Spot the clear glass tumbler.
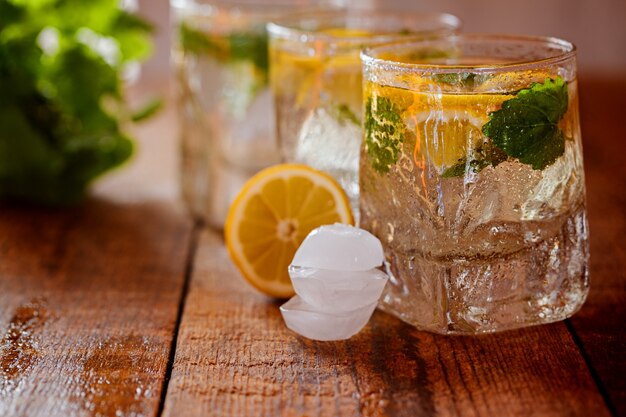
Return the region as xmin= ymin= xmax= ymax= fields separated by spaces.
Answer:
xmin=360 ymin=35 xmax=589 ymax=334
xmin=268 ymin=10 xmax=460 ymax=218
xmin=171 ymin=0 xmax=341 ymax=228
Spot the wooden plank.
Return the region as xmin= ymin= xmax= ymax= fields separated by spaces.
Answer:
xmin=163 ymin=230 xmax=610 ymax=417
xmin=566 ymin=78 xmax=626 ymax=415
xmin=0 ymin=201 xmax=192 ymax=417
xmin=0 ymin=88 xmax=194 ymax=416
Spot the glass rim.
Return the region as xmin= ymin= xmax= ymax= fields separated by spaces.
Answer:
xmin=361 ymin=33 xmax=577 ymax=74
xmin=267 ymin=9 xmax=461 ymax=44
xmin=170 ymin=0 xmax=338 ymax=15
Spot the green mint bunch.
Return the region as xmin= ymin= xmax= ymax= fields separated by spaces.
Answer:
xmin=0 ymin=0 xmax=156 ymax=205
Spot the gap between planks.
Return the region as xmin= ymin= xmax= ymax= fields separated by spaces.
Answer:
xmin=564 ymin=320 xmax=618 ymax=416
xmin=158 ymin=221 xmax=202 ymax=417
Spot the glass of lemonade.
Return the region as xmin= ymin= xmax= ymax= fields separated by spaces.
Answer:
xmin=171 ymin=0 xmax=341 ymax=228
xmin=360 ymin=35 xmax=589 ymax=334
xmin=268 ymin=10 xmax=460 ymax=217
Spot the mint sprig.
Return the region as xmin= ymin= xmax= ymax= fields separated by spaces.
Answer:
xmin=443 ymin=76 xmax=569 ymax=177
xmin=364 ymin=96 xmax=406 ymax=173
xmin=482 ymin=76 xmax=568 ymax=170
xmin=442 ymin=143 xmax=508 ymax=178
xmin=180 ymin=23 xmax=269 ymax=76
xmin=330 ymin=103 xmax=359 ymax=126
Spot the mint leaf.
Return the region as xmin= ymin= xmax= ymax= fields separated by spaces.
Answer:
xmin=330 ymin=102 xmax=359 ymax=126
xmin=433 ymin=72 xmax=476 ymax=86
xmin=442 ymin=143 xmax=508 ymax=178
xmin=110 ymin=11 xmax=153 ymax=62
xmin=180 ymin=23 xmax=228 ymax=59
xmin=180 ymin=23 xmax=268 ymax=77
xmin=228 ymin=30 xmax=268 ymax=75
xmin=365 ymin=96 xmax=406 ymax=173
xmin=131 ymin=98 xmax=162 ymax=122
xmin=0 ymin=1 xmax=154 ymax=205
xmin=482 ymin=76 xmax=568 ymax=170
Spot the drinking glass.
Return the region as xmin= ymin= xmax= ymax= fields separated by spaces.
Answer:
xmin=171 ymin=0 xmax=342 ymax=228
xmin=360 ymin=35 xmax=589 ymax=334
xmin=268 ymin=10 xmax=460 ymax=217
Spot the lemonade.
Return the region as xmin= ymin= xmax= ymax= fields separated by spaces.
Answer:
xmin=360 ymin=36 xmax=589 ymax=334
xmin=268 ymin=11 xmax=460 ymax=218
xmin=172 ymin=1 xmax=341 ymax=228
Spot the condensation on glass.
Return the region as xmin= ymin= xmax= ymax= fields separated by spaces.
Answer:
xmin=268 ymin=10 xmax=460 ymax=219
xmin=360 ymin=35 xmax=589 ymax=334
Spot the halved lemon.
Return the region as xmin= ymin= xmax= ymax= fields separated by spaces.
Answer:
xmin=224 ymin=164 xmax=354 ymax=298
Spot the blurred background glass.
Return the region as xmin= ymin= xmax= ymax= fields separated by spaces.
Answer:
xmin=268 ymin=9 xmax=460 ymax=218
xmin=142 ymin=0 xmax=625 ymax=82
xmin=171 ymin=0 xmax=343 ymax=228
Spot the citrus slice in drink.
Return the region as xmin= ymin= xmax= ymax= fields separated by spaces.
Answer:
xmin=408 ymin=93 xmax=513 ymax=170
xmin=365 ymin=80 xmax=518 ymax=174
xmin=272 ymin=28 xmax=370 ymax=109
xmin=367 ymin=76 xmax=517 ymax=171
xmin=224 ymin=164 xmax=354 ymax=298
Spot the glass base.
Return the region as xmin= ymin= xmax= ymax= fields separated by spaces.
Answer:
xmin=377 ymin=207 xmax=590 ymax=335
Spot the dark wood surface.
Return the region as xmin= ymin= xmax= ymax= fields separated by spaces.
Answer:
xmin=0 ymin=80 xmax=624 ymax=416
xmin=567 ymin=79 xmax=626 ymax=417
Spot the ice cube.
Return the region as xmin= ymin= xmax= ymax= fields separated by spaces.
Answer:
xmin=295 ymin=107 xmax=361 ymax=174
xmin=289 ymin=266 xmax=388 ymax=312
xmin=291 ymin=224 xmax=384 ymax=271
xmin=280 ymin=296 xmax=377 ymax=341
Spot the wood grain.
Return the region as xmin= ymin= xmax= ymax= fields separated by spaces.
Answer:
xmin=0 ymin=89 xmax=194 ymax=417
xmin=0 ymin=200 xmax=192 ymax=417
xmin=162 ymin=231 xmax=610 ymax=417
xmin=566 ymin=78 xmax=626 ymax=416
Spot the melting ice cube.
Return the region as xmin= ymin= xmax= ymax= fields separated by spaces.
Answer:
xmin=289 ymin=266 xmax=388 ymax=312
xmin=291 ymin=223 xmax=384 ymax=271
xmin=281 ymin=224 xmax=388 ymax=341
xmin=280 ymin=296 xmax=378 ymax=341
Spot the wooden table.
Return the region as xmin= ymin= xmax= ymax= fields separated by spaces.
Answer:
xmin=1 ymin=79 xmax=624 ymax=417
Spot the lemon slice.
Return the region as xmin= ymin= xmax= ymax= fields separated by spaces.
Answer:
xmin=366 ymin=81 xmax=516 ymax=172
xmin=319 ymin=28 xmax=373 ymax=38
xmin=272 ymin=29 xmax=367 ymax=109
xmin=273 ymin=50 xmax=361 ymax=108
xmin=409 ymin=93 xmax=513 ymax=170
xmin=224 ymin=164 xmax=354 ymax=298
